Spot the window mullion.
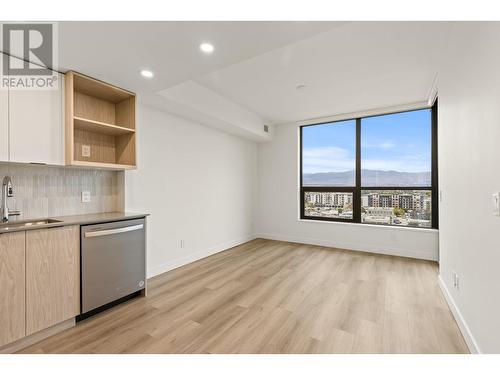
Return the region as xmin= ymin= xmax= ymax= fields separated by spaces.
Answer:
xmin=354 ymin=118 xmax=362 ymax=223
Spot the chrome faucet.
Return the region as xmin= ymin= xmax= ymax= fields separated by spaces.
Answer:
xmin=2 ymin=176 xmax=21 ymax=222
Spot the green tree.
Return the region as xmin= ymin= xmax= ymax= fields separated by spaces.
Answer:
xmin=394 ymin=208 xmax=406 ymax=217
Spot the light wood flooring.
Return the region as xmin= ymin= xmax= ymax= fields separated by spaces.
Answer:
xmin=19 ymin=239 xmax=468 ymax=354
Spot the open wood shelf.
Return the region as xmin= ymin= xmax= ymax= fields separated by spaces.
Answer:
xmin=70 ymin=160 xmax=137 ymax=170
xmin=65 ymin=71 xmax=137 ymax=170
xmin=72 ymin=72 xmax=133 ymax=103
xmin=73 ymin=116 xmax=135 ymax=136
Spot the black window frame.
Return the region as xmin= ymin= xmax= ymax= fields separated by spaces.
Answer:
xmin=300 ymin=101 xmax=438 ymax=229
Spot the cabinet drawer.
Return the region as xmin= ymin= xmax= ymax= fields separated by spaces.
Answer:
xmin=0 ymin=232 xmax=26 ymax=346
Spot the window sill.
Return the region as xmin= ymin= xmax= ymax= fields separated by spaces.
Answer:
xmin=298 ymin=218 xmax=439 ymax=233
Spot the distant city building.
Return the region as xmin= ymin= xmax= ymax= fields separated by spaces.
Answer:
xmin=423 ymin=196 xmax=431 ymax=211
xmin=305 ymin=190 xmax=431 ymax=228
xmin=379 ymin=194 xmax=391 ymax=207
xmin=368 ymin=193 xmax=379 ymax=207
xmin=399 ymin=194 xmax=412 ymax=209
xmin=363 ymin=207 xmax=393 ymax=224
xmin=364 ymin=207 xmax=394 ymax=216
xmin=306 ymin=191 xmax=430 ymax=224
xmin=305 ymin=192 xmax=352 ymax=209
xmin=308 ymin=192 xmax=429 ymax=210
xmin=361 ymin=195 xmax=369 ymax=207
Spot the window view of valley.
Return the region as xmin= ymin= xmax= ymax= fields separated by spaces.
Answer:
xmin=303 ymin=189 xmax=431 ymax=227
xmin=304 ymin=191 xmax=353 ymax=219
xmin=301 ymin=108 xmax=435 ymax=228
xmin=361 ymin=190 xmax=431 ymax=227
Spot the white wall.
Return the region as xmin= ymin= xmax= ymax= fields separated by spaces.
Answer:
xmin=125 ymin=105 xmax=257 ymax=278
xmin=437 ymin=23 xmax=500 ymax=354
xmin=256 ymin=122 xmax=439 ymax=261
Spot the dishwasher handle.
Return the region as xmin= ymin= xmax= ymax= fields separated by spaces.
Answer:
xmin=84 ymin=224 xmax=144 ymax=238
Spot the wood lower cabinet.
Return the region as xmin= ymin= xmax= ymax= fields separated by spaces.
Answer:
xmin=26 ymin=226 xmax=80 ymax=335
xmin=0 ymin=232 xmax=26 ymax=347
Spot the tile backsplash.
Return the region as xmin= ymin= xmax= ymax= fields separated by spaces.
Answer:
xmin=0 ymin=163 xmax=124 ymax=220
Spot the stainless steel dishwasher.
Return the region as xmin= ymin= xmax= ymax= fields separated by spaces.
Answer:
xmin=80 ymin=218 xmax=146 ymax=317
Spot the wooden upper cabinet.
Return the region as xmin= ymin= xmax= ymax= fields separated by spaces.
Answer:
xmin=65 ymin=71 xmax=137 ymax=170
xmin=26 ymin=226 xmax=80 ymax=335
xmin=8 ymin=55 xmax=64 ymax=165
xmin=0 ymin=232 xmax=26 ymax=347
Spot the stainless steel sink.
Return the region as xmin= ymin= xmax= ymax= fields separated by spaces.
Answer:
xmin=0 ymin=219 xmax=62 ymax=231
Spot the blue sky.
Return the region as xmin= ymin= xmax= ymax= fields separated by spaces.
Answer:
xmin=302 ymin=109 xmax=432 ymax=174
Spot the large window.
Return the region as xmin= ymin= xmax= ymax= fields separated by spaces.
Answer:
xmin=300 ymin=104 xmax=438 ymax=229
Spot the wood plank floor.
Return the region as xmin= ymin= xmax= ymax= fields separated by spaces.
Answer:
xmin=19 ymin=239 xmax=468 ymax=354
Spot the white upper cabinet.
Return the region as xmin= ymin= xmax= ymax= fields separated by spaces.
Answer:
xmin=8 ymin=55 xmax=64 ymax=165
xmin=0 ymin=85 xmax=8 ymax=162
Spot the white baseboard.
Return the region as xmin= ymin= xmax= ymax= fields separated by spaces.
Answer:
xmin=256 ymin=232 xmax=438 ymax=261
xmin=438 ymin=275 xmax=481 ymax=354
xmin=147 ymin=234 xmax=256 ymax=278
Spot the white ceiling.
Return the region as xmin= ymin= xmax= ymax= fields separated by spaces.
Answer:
xmin=196 ymin=22 xmax=452 ymax=124
xmin=58 ymin=21 xmax=341 ymax=96
xmin=56 ymin=21 xmax=452 ymax=131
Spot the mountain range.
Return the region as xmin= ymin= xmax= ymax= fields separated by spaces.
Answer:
xmin=303 ymin=169 xmax=431 ymax=187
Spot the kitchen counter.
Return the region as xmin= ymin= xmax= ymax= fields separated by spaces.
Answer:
xmin=0 ymin=212 xmax=149 ymax=234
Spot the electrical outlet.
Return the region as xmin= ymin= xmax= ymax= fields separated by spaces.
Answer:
xmin=493 ymin=193 xmax=500 ymax=216
xmin=81 ymin=191 xmax=91 ymax=203
xmin=82 ymin=144 xmax=91 ymax=158
xmin=180 ymin=239 xmax=185 ymax=248
xmin=452 ymin=271 xmax=460 ymax=290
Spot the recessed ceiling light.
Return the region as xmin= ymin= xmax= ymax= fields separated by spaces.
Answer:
xmin=199 ymin=43 xmax=215 ymax=53
xmin=140 ymin=70 xmax=154 ymax=78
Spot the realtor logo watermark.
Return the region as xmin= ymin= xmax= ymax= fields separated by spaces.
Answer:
xmin=1 ymin=22 xmax=58 ymax=90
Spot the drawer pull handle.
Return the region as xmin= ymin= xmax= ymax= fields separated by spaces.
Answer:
xmin=84 ymin=224 xmax=143 ymax=238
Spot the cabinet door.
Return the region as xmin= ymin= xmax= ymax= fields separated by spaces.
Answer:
xmin=26 ymin=226 xmax=80 ymax=335
xmin=0 ymin=82 xmax=7 ymax=162
xmin=8 ymin=56 xmax=64 ymax=165
xmin=0 ymin=231 xmax=26 ymax=347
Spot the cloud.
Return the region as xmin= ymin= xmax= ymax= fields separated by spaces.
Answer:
xmin=303 ymin=147 xmax=355 ymax=173
xmin=362 ymin=140 xmax=395 ymax=150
